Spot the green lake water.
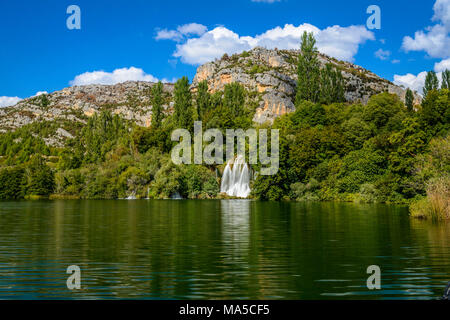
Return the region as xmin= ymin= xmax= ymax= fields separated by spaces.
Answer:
xmin=0 ymin=200 xmax=449 ymax=299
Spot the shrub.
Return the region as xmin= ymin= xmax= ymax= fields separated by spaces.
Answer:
xmin=358 ymin=183 xmax=379 ymax=203
xmin=410 ymin=176 xmax=450 ymax=220
xmin=290 ymin=178 xmax=320 ymax=201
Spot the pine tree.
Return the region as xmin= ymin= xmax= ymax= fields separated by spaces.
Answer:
xmin=296 ymin=32 xmax=321 ymax=104
xmin=174 ymin=76 xmax=193 ymax=130
xmin=442 ymin=69 xmax=450 ymax=89
xmin=423 ymin=71 xmax=439 ymax=98
xmin=196 ymin=80 xmax=211 ymax=121
xmin=151 ymin=81 xmax=164 ymax=128
xmin=405 ymin=88 xmax=414 ymax=112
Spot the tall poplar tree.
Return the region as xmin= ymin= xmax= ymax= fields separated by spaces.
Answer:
xmin=196 ymin=80 xmax=211 ymax=121
xmin=151 ymin=81 xmax=164 ymax=128
xmin=223 ymin=82 xmax=245 ymax=117
xmin=405 ymin=88 xmax=414 ymax=112
xmin=174 ymin=77 xmax=194 ymax=130
xmin=442 ymin=69 xmax=450 ymax=89
xmin=296 ymin=32 xmax=320 ymax=104
xmin=423 ymin=71 xmax=439 ymax=98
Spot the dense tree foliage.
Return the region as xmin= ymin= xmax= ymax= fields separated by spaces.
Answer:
xmin=0 ymin=36 xmax=448 ymax=210
xmin=296 ymin=32 xmax=346 ymax=105
xmin=319 ymin=64 xmax=346 ymax=104
xmin=0 ymin=166 xmax=26 ymax=199
xmin=26 ymin=155 xmax=55 ymax=196
xmin=223 ymin=82 xmax=246 ymax=117
xmin=251 ymin=90 xmax=449 ymax=204
xmin=1 ymin=83 xmax=448 ymax=204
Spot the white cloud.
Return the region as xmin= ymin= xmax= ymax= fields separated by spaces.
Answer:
xmin=433 ymin=0 xmax=450 ymax=29
xmin=0 ymin=90 xmax=49 ymax=108
xmin=169 ymin=23 xmax=374 ymax=65
xmin=69 ymin=67 xmax=163 ymax=86
xmin=393 ymin=72 xmax=428 ymax=94
xmin=374 ymin=48 xmax=391 ymax=60
xmin=155 ymin=29 xmax=184 ymax=42
xmin=402 ymin=25 xmax=450 ymax=58
xmin=434 ymin=57 xmax=450 ymax=71
xmin=155 ymin=23 xmax=207 ymax=42
xmin=392 ymin=59 xmax=400 ymax=64
xmin=402 ymin=0 xmax=450 ymax=58
xmin=393 ymin=67 xmax=444 ymax=95
xmin=177 ymin=23 xmax=208 ymax=36
xmin=0 ymin=96 xmax=22 ymax=108
xmin=396 ymin=0 xmax=450 ymax=95
xmin=174 ymin=27 xmax=254 ymax=65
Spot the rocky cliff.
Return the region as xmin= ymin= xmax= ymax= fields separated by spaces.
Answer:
xmin=0 ymin=47 xmax=421 ymax=145
xmin=192 ymin=47 xmax=421 ymax=124
xmin=0 ymin=81 xmax=174 ymax=132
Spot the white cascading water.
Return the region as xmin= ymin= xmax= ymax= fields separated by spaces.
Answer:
xmin=220 ymin=155 xmax=251 ymax=198
xmin=125 ymin=190 xmax=137 ymax=200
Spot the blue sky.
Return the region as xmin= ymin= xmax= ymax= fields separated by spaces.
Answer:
xmin=1 ymin=0 xmax=449 ymax=106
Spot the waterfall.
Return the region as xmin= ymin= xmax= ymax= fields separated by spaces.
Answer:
xmin=220 ymin=155 xmax=251 ymax=198
xmin=170 ymin=192 xmax=183 ymax=200
xmin=125 ymin=190 xmax=137 ymax=200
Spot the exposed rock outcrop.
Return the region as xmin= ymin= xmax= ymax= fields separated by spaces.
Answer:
xmin=0 ymin=81 xmax=174 ymax=134
xmin=192 ymin=47 xmax=422 ymax=124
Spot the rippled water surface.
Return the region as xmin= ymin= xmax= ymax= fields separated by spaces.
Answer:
xmin=0 ymin=200 xmax=449 ymax=299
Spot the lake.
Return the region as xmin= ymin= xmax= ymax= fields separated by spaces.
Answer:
xmin=0 ymin=200 xmax=448 ymax=299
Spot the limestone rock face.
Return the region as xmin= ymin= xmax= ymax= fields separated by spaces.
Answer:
xmin=192 ymin=47 xmax=422 ymax=124
xmin=0 ymin=81 xmax=174 ymax=141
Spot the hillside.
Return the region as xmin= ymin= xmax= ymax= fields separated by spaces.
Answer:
xmin=0 ymin=82 xmax=174 ymax=146
xmin=193 ymin=47 xmax=422 ymax=123
xmin=0 ymin=47 xmax=421 ymax=144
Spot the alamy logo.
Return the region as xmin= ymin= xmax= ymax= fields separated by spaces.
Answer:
xmin=66 ymin=5 xmax=81 ymax=30
xmin=66 ymin=265 xmax=81 ymax=290
xmin=366 ymin=5 xmax=381 ymax=30
xmin=366 ymin=265 xmax=381 ymax=290
xmin=171 ymin=121 xmax=280 ymax=176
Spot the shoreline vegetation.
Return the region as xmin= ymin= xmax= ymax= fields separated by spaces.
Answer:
xmin=0 ymin=33 xmax=449 ymax=220
xmin=410 ymin=176 xmax=450 ymax=221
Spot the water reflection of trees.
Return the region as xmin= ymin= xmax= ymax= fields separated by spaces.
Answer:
xmin=0 ymin=200 xmax=449 ymax=299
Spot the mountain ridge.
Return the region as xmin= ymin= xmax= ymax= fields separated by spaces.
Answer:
xmin=0 ymin=47 xmax=421 ymax=143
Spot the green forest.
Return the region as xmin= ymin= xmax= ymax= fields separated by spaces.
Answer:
xmin=0 ymin=32 xmax=449 ymax=220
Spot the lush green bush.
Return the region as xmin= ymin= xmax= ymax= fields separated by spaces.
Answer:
xmin=0 ymin=166 xmax=26 ymax=199
xmin=26 ymin=155 xmax=55 ymax=197
xmin=410 ymin=176 xmax=450 ymax=221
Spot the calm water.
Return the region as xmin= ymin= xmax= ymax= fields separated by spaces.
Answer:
xmin=0 ymin=200 xmax=449 ymax=300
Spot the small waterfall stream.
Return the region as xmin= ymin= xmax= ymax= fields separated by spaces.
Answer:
xmin=220 ymin=155 xmax=251 ymax=198
xmin=125 ymin=190 xmax=137 ymax=200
